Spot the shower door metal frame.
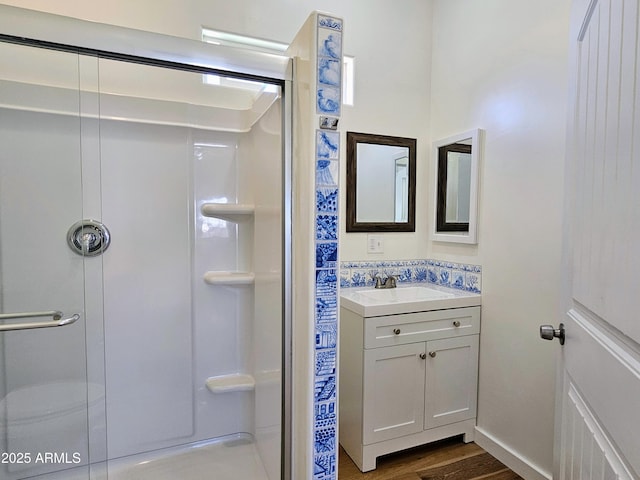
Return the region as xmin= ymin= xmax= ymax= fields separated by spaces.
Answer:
xmin=281 ymin=76 xmax=293 ymax=480
xmin=0 ymin=5 xmax=294 ymax=479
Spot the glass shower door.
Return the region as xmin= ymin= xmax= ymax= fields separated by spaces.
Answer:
xmin=0 ymin=42 xmax=95 ymax=480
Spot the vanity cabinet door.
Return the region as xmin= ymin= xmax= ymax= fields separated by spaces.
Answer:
xmin=362 ymin=342 xmax=425 ymax=445
xmin=424 ymin=335 xmax=479 ymax=429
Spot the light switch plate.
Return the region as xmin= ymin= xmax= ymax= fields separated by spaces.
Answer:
xmin=367 ymin=234 xmax=384 ymax=254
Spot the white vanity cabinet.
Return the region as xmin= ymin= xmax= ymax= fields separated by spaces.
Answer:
xmin=339 ymin=303 xmax=480 ymax=472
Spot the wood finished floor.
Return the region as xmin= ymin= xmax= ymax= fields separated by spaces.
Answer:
xmin=338 ymin=437 xmax=524 ymax=480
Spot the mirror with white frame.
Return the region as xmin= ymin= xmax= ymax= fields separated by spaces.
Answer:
xmin=433 ymin=128 xmax=482 ymax=244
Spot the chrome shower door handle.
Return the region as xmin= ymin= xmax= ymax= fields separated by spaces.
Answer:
xmin=540 ymin=323 xmax=565 ymax=345
xmin=0 ymin=310 xmax=80 ymax=332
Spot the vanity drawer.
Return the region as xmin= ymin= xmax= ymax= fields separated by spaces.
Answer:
xmin=364 ymin=306 xmax=480 ymax=349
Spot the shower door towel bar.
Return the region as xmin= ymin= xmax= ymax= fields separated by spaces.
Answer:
xmin=0 ymin=310 xmax=80 ymax=332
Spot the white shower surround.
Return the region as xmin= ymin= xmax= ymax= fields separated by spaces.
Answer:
xmin=0 ymin=7 xmax=288 ymax=480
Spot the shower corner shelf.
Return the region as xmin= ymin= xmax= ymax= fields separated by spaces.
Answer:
xmin=201 ymin=203 xmax=254 ymax=221
xmin=206 ymin=373 xmax=255 ymax=394
xmin=203 ymin=271 xmax=255 ymax=285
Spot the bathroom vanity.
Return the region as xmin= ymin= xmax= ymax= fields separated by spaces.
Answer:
xmin=339 ymin=285 xmax=481 ymax=471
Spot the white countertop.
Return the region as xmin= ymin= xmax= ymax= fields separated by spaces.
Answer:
xmin=340 ymin=283 xmax=481 ymax=317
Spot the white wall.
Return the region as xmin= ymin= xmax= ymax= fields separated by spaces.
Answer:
xmin=430 ymin=1 xmax=570 ymax=478
xmin=338 ymin=5 xmax=432 ymax=260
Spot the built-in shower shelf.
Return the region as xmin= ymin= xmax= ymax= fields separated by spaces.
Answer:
xmin=203 ymin=271 xmax=255 ymax=285
xmin=201 ymin=203 xmax=254 ymax=221
xmin=205 ymin=374 xmax=255 ymax=394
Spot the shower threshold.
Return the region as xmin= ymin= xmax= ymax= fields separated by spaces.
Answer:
xmin=30 ymin=434 xmax=270 ymax=480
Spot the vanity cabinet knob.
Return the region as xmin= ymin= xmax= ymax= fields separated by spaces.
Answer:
xmin=453 ymin=320 xmax=461 ymax=327
xmin=419 ymin=353 xmax=427 ymax=360
xmin=429 ymin=351 xmax=437 ymax=358
xmin=393 ymin=328 xmax=401 ymax=335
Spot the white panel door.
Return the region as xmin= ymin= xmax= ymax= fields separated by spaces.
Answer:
xmin=555 ymin=0 xmax=640 ymax=477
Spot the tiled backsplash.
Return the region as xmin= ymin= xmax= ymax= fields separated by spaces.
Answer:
xmin=340 ymin=259 xmax=482 ymax=293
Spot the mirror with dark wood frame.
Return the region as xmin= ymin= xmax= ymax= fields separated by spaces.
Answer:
xmin=346 ymin=131 xmax=416 ymax=232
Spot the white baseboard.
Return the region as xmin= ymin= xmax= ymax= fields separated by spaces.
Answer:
xmin=474 ymin=427 xmax=551 ymax=480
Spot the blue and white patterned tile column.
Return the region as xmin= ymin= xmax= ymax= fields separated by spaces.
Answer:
xmin=313 ymin=13 xmax=342 ymax=480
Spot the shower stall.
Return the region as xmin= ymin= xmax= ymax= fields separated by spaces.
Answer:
xmin=0 ymin=6 xmax=290 ymax=480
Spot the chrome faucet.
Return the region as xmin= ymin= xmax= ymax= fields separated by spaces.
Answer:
xmin=374 ymin=275 xmax=397 ymax=289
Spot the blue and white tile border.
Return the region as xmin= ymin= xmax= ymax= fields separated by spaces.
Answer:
xmin=340 ymin=259 xmax=482 ymax=293
xmin=313 ymin=13 xmax=342 ymax=480
xmin=316 ymin=15 xmax=342 ymax=116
